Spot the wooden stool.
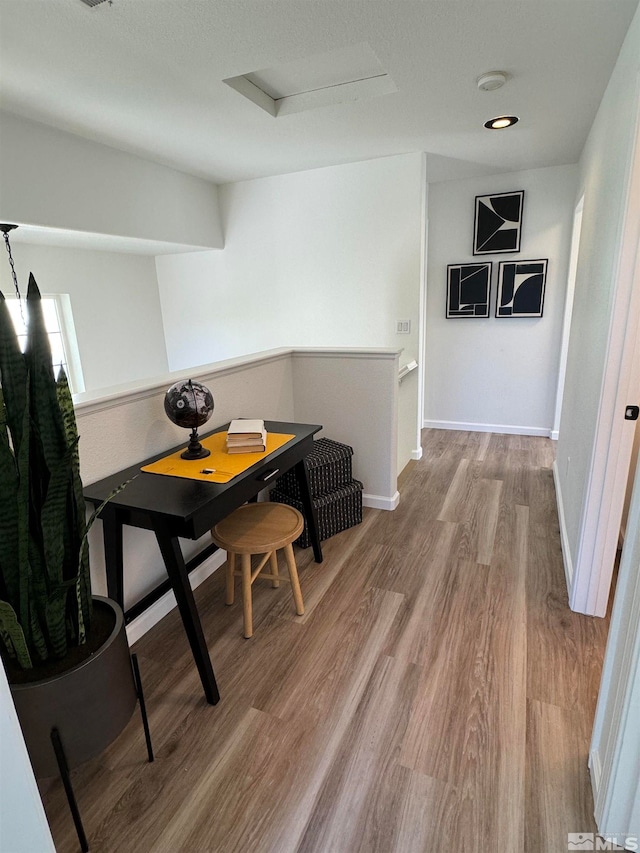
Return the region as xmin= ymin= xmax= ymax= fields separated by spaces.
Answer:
xmin=211 ymin=503 xmax=305 ymax=638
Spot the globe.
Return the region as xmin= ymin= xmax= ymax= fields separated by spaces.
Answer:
xmin=164 ymin=380 xmax=214 ymax=459
xmin=164 ymin=380 xmax=214 ymax=429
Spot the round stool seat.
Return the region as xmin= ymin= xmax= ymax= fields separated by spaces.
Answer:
xmin=212 ymin=503 xmax=304 ymax=554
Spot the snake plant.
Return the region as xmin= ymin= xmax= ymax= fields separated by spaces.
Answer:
xmin=0 ymin=274 xmax=94 ymax=670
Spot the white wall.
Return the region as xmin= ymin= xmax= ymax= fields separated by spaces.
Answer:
xmin=292 ymin=349 xmax=400 ymax=507
xmin=555 ymin=7 xmax=640 ymax=597
xmin=0 ymin=243 xmax=169 ymax=392
xmin=0 ymin=666 xmax=55 ymax=853
xmin=0 ymin=111 xmax=223 ymax=249
xmin=156 ymin=153 xmax=423 ymax=471
xmin=156 ymin=153 xmax=423 ymax=367
xmin=424 ymin=164 xmax=578 ymax=435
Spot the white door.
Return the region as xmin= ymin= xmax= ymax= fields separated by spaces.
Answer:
xmin=589 ymin=447 xmax=640 ymax=847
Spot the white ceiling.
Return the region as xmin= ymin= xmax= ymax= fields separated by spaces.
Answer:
xmin=0 ymin=0 xmax=638 ymax=185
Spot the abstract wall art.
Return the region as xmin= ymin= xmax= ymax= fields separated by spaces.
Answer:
xmin=473 ymin=190 xmax=524 ymax=254
xmin=446 ymin=262 xmax=492 ymax=318
xmin=496 ymin=259 xmax=548 ymax=318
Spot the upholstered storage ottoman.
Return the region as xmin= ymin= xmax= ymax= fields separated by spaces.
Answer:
xmin=274 ymin=437 xmax=354 ymax=499
xmin=270 ymin=479 xmax=363 ymax=548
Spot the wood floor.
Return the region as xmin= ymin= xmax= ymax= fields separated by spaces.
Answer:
xmin=42 ymin=430 xmax=611 ymax=852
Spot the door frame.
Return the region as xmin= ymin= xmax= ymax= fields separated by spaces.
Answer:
xmin=570 ymin=83 xmax=640 ymax=616
xmin=552 ymin=195 xmax=583 ymax=440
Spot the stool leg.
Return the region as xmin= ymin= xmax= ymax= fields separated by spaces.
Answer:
xmin=226 ymin=552 xmax=235 ymax=605
xmin=283 ymin=544 xmax=304 ymax=616
xmin=269 ymin=551 xmax=280 ymax=588
xmin=241 ymin=553 xmax=253 ymax=638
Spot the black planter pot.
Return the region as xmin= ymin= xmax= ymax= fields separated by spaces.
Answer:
xmin=10 ymin=596 xmax=138 ymax=778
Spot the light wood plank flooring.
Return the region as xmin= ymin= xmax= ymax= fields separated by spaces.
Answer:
xmin=41 ymin=430 xmax=611 ymax=852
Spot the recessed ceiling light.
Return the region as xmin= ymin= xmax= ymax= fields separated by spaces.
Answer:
xmin=484 ymin=115 xmax=519 ymax=129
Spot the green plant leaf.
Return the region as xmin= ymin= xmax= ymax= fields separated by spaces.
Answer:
xmin=26 ymin=275 xmax=68 ymax=492
xmin=0 ymin=600 xmax=33 ymax=670
xmin=57 ymin=368 xmax=91 ymax=634
xmin=44 ymin=585 xmax=70 ymax=659
xmin=0 ymin=277 xmax=120 ymax=668
xmin=0 ymin=389 xmax=19 ymax=610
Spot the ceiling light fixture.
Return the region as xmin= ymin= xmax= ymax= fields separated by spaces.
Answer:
xmin=484 ymin=115 xmax=519 ymax=129
xmin=476 ymin=71 xmax=509 ymax=92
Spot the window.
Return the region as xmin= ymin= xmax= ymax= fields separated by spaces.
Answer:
xmin=5 ymin=294 xmax=85 ymax=393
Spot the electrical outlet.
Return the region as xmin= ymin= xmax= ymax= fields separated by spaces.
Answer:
xmin=396 ymin=320 xmax=411 ymax=334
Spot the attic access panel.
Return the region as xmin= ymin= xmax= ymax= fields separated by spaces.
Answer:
xmin=223 ymin=43 xmax=396 ymax=117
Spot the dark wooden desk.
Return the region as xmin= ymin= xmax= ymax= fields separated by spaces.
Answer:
xmin=84 ymin=420 xmax=323 ymax=705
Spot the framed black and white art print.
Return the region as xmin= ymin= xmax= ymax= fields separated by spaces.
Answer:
xmin=473 ymin=190 xmax=524 ymax=255
xmin=496 ymin=259 xmax=548 ymax=318
xmin=446 ymin=262 xmax=492 ymax=318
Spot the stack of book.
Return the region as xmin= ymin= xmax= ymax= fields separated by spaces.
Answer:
xmin=226 ymin=419 xmax=267 ymax=454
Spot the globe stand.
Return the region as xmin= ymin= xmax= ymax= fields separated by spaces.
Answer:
xmin=181 ymin=427 xmax=211 ymax=460
xmin=165 ymin=379 xmax=214 ymax=459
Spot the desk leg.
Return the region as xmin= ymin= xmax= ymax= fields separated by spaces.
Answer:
xmin=293 ymin=459 xmax=323 ymax=563
xmin=153 ymin=527 xmax=220 ymax=705
xmin=103 ymin=511 xmax=124 ymax=608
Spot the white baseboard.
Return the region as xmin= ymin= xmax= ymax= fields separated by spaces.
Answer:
xmin=126 ymin=549 xmax=227 ymax=646
xmin=552 ymin=460 xmax=574 ymax=593
xmin=422 ymin=419 xmax=551 ymax=437
xmin=411 ymin=447 xmax=423 ymax=461
xmin=363 ymin=491 xmax=400 ymax=511
xmin=550 ymin=429 xmax=559 ymax=441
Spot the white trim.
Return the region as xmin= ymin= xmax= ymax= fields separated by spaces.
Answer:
xmin=53 ymin=293 xmax=85 ymax=394
xmin=75 ymin=347 xmax=402 ymax=417
xmin=553 ymin=196 xmax=584 ymax=437
xmin=417 ymin=155 xmax=428 ymax=464
xmin=398 ymin=360 xmax=418 ymax=383
xmin=411 ymin=447 xmax=423 ymax=461
xmin=75 ymin=348 xmax=292 ymax=416
xmin=590 ymin=748 xmax=602 ymax=801
xmin=550 ymin=429 xmax=560 ymax=441
xmin=553 ymin=459 xmax=574 ymax=591
xmin=125 ymin=548 xmax=226 ymax=646
xmin=619 ymin=522 xmax=627 ymax=548
xmin=589 ymin=439 xmax=640 ymax=841
xmin=291 ymin=347 xmax=401 ymax=361
xmin=571 ymin=78 xmax=640 ymax=617
xmin=422 ymin=419 xmax=551 ymax=437
xmin=363 ymin=491 xmax=400 ymax=511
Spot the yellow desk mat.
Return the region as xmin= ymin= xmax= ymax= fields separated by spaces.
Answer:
xmin=141 ymin=431 xmax=295 ymax=484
